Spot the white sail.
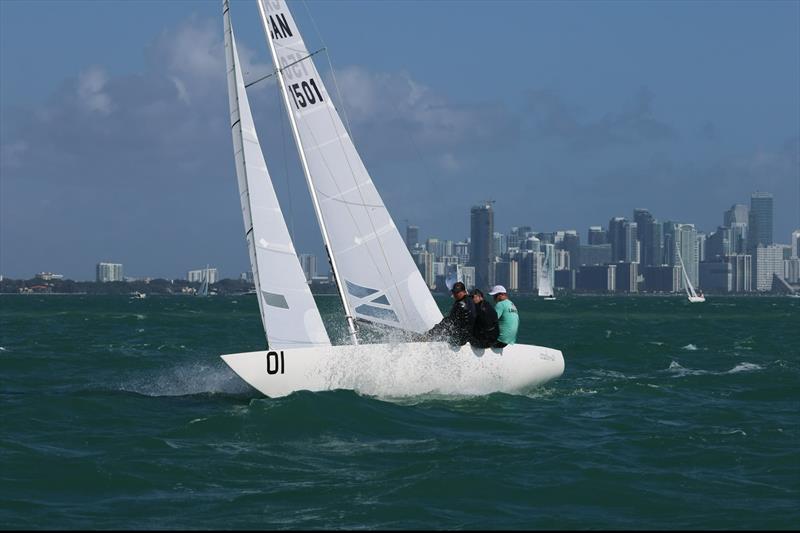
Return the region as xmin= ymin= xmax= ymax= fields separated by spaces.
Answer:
xmin=198 ymin=266 xmax=209 ymax=297
xmin=675 ymin=243 xmax=699 ymax=299
xmin=223 ymin=0 xmax=330 ymax=349
xmin=258 ymin=0 xmax=442 ymax=334
xmin=537 ymin=246 xmax=554 ymax=298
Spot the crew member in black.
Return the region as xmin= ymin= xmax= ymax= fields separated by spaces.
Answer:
xmin=426 ymin=281 xmax=476 ymax=346
xmin=469 ymin=288 xmax=499 ymax=348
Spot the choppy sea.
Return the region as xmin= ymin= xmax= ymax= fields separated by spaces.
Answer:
xmin=1 ymin=294 xmax=798 ymax=529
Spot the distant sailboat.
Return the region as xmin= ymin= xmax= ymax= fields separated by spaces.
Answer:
xmin=218 ymin=0 xmax=564 ymax=397
xmin=197 ymin=265 xmax=210 ymax=297
xmin=538 ymin=246 xmax=556 ymax=300
xmin=675 ymin=243 xmax=705 ymax=303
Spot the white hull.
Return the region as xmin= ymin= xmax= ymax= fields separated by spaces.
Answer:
xmin=221 ymin=342 xmax=564 ymax=398
xmin=688 ymin=296 xmax=706 ymax=303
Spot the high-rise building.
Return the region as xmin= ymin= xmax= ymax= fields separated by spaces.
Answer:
xmin=608 ymin=217 xmax=627 ymax=262
xmin=96 ymin=262 xmax=123 ymax=283
xmin=405 ymin=225 xmax=419 ymax=250
xmin=615 ymin=262 xmax=638 ymax=293
xmin=187 ymin=268 xmax=218 ymax=284
xmin=298 ymin=253 xmax=317 ymax=281
xmin=792 ymin=230 xmax=800 ymax=259
xmin=470 ymin=203 xmax=495 ymax=289
xmin=728 ymin=254 xmax=752 ymax=292
xmin=454 ymin=241 xmax=470 ymax=264
xmin=493 ymin=232 xmax=508 ymax=257
xmin=748 ymin=192 xmax=773 ymax=252
xmin=495 ymin=260 xmax=519 ymax=291
xmin=696 ymin=233 xmax=707 ymax=262
xmin=643 ymin=265 xmax=681 ymax=293
xmin=785 ymin=258 xmax=800 ymax=284
xmin=664 ymin=222 xmax=698 ymax=289
xmin=414 ymin=250 xmax=435 ymax=289
xmin=561 ymin=231 xmax=580 ymax=266
xmin=578 ymin=244 xmax=612 ymax=266
xmin=754 ymin=245 xmax=784 ymax=291
xmin=461 ymin=266 xmax=476 ymax=290
xmin=576 ymin=265 xmax=616 ymax=292
xmin=706 ymin=226 xmax=732 ymax=260
xmin=634 ymin=209 xmax=664 ymax=267
xmin=588 ymin=226 xmax=608 ymax=245
xmin=724 ymin=204 xmax=749 ymax=227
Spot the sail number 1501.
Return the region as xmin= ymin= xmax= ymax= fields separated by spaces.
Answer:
xmin=289 ymin=79 xmax=324 ymax=109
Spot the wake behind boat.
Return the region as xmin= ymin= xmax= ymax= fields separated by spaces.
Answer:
xmin=219 ymin=0 xmax=564 ymax=398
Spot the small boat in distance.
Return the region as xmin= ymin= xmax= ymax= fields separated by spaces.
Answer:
xmin=130 ymin=291 xmax=146 ymax=300
xmin=538 ymin=245 xmax=556 ymax=300
xmin=676 ymin=242 xmax=705 ymax=303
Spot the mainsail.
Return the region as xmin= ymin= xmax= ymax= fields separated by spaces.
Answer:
xmin=223 ymin=0 xmax=330 ymax=348
xmin=675 ymin=242 xmax=699 ymax=299
xmin=537 ymin=246 xmax=554 ymax=298
xmin=257 ymin=0 xmax=443 ymax=334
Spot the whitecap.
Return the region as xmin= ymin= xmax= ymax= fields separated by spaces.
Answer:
xmin=727 ymin=362 xmax=762 ymax=374
xmin=0 ymin=346 xmax=6 ymax=352
xmin=682 ymin=344 xmax=698 ymax=351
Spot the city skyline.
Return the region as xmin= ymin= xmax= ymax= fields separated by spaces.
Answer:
xmin=1 ymin=1 xmax=798 ymax=280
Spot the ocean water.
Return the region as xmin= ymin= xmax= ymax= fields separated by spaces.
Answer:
xmin=1 ymin=294 xmax=798 ymax=529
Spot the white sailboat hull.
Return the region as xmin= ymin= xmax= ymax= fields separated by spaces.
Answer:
xmin=221 ymin=342 xmax=564 ymax=398
xmin=688 ymin=296 xmax=706 ymax=303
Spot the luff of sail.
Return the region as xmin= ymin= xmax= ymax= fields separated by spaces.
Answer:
xmin=258 ymin=0 xmax=443 ymax=334
xmin=537 ymin=247 xmax=554 ymax=298
xmin=223 ymin=0 xmax=330 ymax=349
xmin=675 ymin=242 xmax=699 ymax=299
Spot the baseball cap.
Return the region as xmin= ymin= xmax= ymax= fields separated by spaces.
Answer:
xmin=488 ymin=285 xmax=507 ymax=295
xmin=450 ymin=281 xmax=466 ymax=293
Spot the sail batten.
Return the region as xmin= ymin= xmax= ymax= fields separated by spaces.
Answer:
xmin=259 ymin=0 xmax=443 ymax=333
xmin=223 ymin=0 xmax=331 ymax=349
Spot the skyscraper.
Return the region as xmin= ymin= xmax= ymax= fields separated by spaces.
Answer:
xmin=298 ymin=254 xmax=317 ymax=281
xmin=748 ymin=192 xmax=773 ymax=251
xmin=634 ymin=208 xmax=663 ymax=266
xmin=96 ymin=262 xmax=123 ymax=282
xmin=608 ymin=217 xmax=627 ymax=262
xmin=588 ymin=226 xmax=608 ymax=245
xmin=470 ymin=203 xmax=494 ymax=289
xmin=724 ymin=204 xmax=749 ymax=227
xmin=405 ymin=225 xmax=419 ymax=250
xmin=792 ymin=229 xmax=800 ymax=259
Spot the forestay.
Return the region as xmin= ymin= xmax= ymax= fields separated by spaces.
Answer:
xmin=258 ymin=0 xmax=443 ymax=334
xmin=224 ymin=0 xmax=330 ymax=349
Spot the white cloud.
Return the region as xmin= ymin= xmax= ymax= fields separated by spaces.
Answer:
xmin=77 ymin=67 xmax=112 ymax=114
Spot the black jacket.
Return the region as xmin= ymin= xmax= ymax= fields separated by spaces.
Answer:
xmin=471 ymin=300 xmax=499 ymax=348
xmin=427 ymin=295 xmax=477 ymax=346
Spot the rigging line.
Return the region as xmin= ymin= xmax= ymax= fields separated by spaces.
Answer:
xmin=300 ymin=0 xmax=356 ymax=142
xmin=245 ymin=47 xmax=326 ymax=88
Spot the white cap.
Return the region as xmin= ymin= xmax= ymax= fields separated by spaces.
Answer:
xmin=488 ymin=285 xmax=507 ymax=295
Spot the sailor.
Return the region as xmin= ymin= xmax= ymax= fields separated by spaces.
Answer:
xmin=426 ymin=281 xmax=476 ymax=346
xmin=488 ymin=285 xmax=518 ymax=348
xmin=469 ymin=288 xmax=499 ymax=348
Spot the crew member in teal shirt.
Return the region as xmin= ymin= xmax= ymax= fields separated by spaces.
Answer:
xmin=488 ymin=285 xmax=518 ymax=347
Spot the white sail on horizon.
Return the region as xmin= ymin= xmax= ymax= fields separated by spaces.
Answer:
xmin=223 ymin=0 xmax=331 ymax=349
xmin=258 ymin=0 xmax=443 ymax=334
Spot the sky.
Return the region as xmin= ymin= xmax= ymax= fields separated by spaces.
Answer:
xmin=1 ymin=0 xmax=798 ymax=280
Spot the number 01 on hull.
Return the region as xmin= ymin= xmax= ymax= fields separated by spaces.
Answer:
xmin=221 ymin=342 xmax=565 ymax=398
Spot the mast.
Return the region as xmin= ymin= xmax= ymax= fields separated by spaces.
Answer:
xmin=256 ymin=0 xmax=358 ymax=345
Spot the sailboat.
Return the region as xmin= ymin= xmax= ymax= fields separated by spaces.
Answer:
xmin=538 ymin=246 xmax=556 ymax=300
xmin=197 ymin=265 xmax=210 ymax=297
xmin=219 ymin=0 xmax=564 ymax=398
xmin=675 ymin=242 xmax=705 ymax=303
